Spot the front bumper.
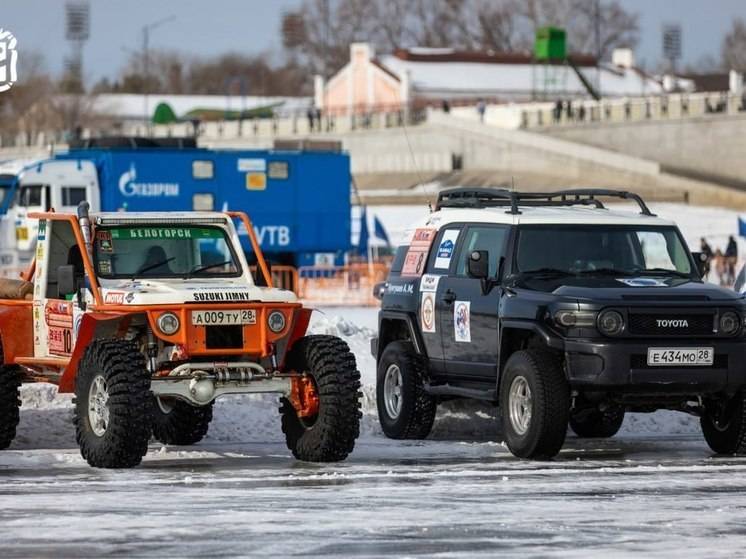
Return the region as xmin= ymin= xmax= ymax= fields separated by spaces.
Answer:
xmin=564 ymin=338 xmax=746 ymax=393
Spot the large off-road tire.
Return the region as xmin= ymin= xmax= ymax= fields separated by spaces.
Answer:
xmin=376 ymin=341 xmax=437 ymax=439
xmin=73 ymin=340 xmax=152 ymax=468
xmin=569 ymin=405 xmax=625 ymax=438
xmin=0 ymin=365 xmax=21 ymax=450
xmin=499 ymin=349 xmax=570 ymax=459
xmin=151 ymin=397 xmax=213 ymax=446
xmin=701 ymin=392 xmax=746 ymax=455
xmin=280 ymin=335 xmax=361 ymax=462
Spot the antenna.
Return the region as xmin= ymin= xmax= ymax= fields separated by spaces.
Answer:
xmin=511 ymin=176 xmax=515 ymax=191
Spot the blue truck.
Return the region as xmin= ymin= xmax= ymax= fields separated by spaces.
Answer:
xmin=0 ymin=138 xmax=352 ymax=272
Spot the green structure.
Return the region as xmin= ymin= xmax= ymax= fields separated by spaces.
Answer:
xmin=534 ymin=27 xmax=567 ymax=61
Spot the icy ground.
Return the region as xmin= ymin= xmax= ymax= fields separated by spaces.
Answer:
xmin=2 ymin=308 xmax=739 ymax=558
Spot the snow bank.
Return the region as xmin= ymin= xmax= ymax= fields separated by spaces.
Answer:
xmin=11 ymin=308 xmax=698 ymax=451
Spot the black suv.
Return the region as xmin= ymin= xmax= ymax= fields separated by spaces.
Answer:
xmin=372 ymin=188 xmax=746 ymax=459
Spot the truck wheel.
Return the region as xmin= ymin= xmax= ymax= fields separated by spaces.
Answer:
xmin=73 ymin=340 xmax=152 ymax=468
xmin=376 ymin=341 xmax=436 ymax=439
xmin=0 ymin=365 xmax=21 ymax=450
xmin=280 ymin=335 xmax=361 ymax=462
xmin=701 ymin=393 xmax=746 ymax=454
xmin=499 ymin=349 xmax=570 ymax=459
xmin=151 ymin=397 xmax=213 ymax=445
xmin=569 ymin=405 xmax=625 ymax=438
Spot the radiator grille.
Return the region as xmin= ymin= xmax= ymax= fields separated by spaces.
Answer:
xmin=627 ymin=313 xmax=715 ymax=336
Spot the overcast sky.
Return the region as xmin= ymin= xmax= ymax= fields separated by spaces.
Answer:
xmin=2 ymin=0 xmax=745 ymax=85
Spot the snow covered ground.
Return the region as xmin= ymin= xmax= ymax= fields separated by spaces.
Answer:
xmin=3 ymin=201 xmax=746 ymax=556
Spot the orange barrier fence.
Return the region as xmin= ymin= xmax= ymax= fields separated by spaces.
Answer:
xmin=297 ymin=263 xmax=388 ymax=307
xmin=249 ymin=265 xmax=299 ymax=293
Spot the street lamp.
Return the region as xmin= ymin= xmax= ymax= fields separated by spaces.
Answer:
xmin=142 ymin=15 xmax=176 ymax=133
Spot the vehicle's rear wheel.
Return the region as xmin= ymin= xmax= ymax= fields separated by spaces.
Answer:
xmin=376 ymin=341 xmax=436 ymax=439
xmin=74 ymin=340 xmax=152 ymax=468
xmin=0 ymin=365 xmax=21 ymax=450
xmin=280 ymin=335 xmax=361 ymax=462
xmin=701 ymin=392 xmax=746 ymax=454
xmin=500 ymin=349 xmax=570 ymax=459
xmin=151 ymin=397 xmax=213 ymax=445
xmin=569 ymin=405 xmax=625 ymax=438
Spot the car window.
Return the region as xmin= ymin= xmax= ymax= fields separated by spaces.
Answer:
xmin=456 ymin=226 xmax=509 ymax=277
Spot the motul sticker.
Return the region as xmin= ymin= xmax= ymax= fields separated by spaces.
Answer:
xmin=420 ymin=274 xmax=441 ymax=292
xmin=454 ymin=301 xmax=471 ymax=343
xmin=421 ymin=292 xmax=436 ymax=333
xmin=104 ymin=292 xmax=125 ymax=304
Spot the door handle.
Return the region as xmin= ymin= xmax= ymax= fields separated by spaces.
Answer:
xmin=442 ymin=289 xmax=457 ymax=304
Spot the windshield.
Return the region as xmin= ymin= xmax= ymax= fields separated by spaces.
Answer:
xmin=93 ymin=225 xmax=241 ymax=279
xmin=515 ymin=225 xmax=693 ymax=277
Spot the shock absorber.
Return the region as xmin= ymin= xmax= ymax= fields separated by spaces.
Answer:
xmin=146 ymin=326 xmax=158 ymax=374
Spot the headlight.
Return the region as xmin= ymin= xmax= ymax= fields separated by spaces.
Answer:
xmin=268 ymin=311 xmax=286 ymax=333
xmin=719 ymin=311 xmax=740 ymax=335
xmin=598 ymin=310 xmax=625 ymax=336
xmin=554 ymin=310 xmax=597 ymax=328
xmin=157 ymin=312 xmax=180 ymax=335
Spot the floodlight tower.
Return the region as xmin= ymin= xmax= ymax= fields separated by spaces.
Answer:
xmin=65 ymin=0 xmax=90 ymax=91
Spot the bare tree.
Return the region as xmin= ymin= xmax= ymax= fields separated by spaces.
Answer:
xmin=722 ymin=18 xmax=746 ymax=73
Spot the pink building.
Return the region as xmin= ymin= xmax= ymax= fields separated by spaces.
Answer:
xmin=315 ymin=42 xmax=665 ymax=115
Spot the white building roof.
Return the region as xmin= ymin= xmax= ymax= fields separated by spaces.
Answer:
xmin=378 ymin=54 xmax=663 ymax=99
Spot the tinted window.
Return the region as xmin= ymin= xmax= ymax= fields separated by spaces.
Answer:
xmin=62 ymin=187 xmax=86 ymax=207
xmin=456 ymin=226 xmax=509 ymax=277
xmin=390 ymin=245 xmax=408 ymax=273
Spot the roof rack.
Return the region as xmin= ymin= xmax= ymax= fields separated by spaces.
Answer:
xmin=435 ymin=188 xmax=656 ymax=216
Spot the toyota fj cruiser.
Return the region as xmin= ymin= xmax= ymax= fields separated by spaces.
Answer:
xmin=372 ymin=188 xmax=746 ymax=459
xmin=0 ymin=202 xmax=361 ymax=468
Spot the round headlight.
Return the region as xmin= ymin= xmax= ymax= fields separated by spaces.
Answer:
xmin=719 ymin=311 xmax=740 ymax=335
xmin=598 ymin=310 xmax=624 ymax=336
xmin=157 ymin=312 xmax=180 ymax=335
xmin=268 ymin=311 xmax=286 ymax=333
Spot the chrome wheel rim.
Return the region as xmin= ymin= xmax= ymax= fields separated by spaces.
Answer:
xmin=383 ymin=364 xmax=403 ymax=419
xmin=88 ymin=375 xmax=110 ymax=437
xmin=508 ymin=376 xmax=532 ymax=435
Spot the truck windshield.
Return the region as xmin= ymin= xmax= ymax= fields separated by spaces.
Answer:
xmin=93 ymin=225 xmax=241 ymax=279
xmin=515 ymin=225 xmax=693 ymax=277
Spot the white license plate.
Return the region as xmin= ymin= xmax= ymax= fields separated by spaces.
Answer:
xmin=647 ymin=347 xmax=714 ymax=366
xmin=191 ymin=309 xmax=256 ymax=326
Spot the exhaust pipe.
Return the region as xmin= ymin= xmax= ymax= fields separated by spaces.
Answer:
xmin=77 ymin=201 xmax=93 ymax=258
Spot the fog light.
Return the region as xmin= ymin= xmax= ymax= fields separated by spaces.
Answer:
xmin=268 ymin=311 xmax=286 ymax=333
xmin=157 ymin=312 xmax=180 ymax=335
xmin=719 ymin=311 xmax=740 ymax=335
xmin=598 ymin=310 xmax=624 ymax=336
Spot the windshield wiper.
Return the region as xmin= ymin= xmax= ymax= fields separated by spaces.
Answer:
xmin=635 ymin=267 xmax=691 ymax=278
xmin=576 ymin=267 xmax=635 ymax=276
xmin=187 ymin=260 xmax=233 ymax=277
xmin=519 ymin=267 xmax=574 ymax=277
xmin=135 ymin=257 xmax=176 ymax=277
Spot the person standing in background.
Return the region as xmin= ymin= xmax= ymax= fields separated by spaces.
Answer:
xmin=725 ymin=235 xmax=739 ymax=285
xmin=700 ymin=237 xmax=714 ymax=279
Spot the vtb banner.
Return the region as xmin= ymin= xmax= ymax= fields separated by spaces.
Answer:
xmin=0 ymin=28 xmax=18 ymax=93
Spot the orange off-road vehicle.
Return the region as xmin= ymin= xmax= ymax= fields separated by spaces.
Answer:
xmin=0 ymin=202 xmax=361 ymax=468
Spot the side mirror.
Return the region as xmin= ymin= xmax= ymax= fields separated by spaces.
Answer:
xmin=57 ymin=265 xmax=76 ymax=299
xmin=467 ymin=250 xmax=489 ymax=280
xmin=373 ymin=282 xmax=386 ymax=300
xmin=691 ymin=251 xmax=708 ymax=277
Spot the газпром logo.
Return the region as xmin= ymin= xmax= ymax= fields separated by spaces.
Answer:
xmin=0 ymin=28 xmax=18 ymax=93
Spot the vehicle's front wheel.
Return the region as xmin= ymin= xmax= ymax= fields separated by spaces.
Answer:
xmin=73 ymin=340 xmax=152 ymax=468
xmin=499 ymin=349 xmax=570 ymax=459
xmin=280 ymin=335 xmax=361 ymax=462
xmin=151 ymin=397 xmax=213 ymax=445
xmin=0 ymin=365 xmax=21 ymax=450
xmin=569 ymin=405 xmax=625 ymax=438
xmin=376 ymin=341 xmax=436 ymax=439
xmin=701 ymin=393 xmax=746 ymax=454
